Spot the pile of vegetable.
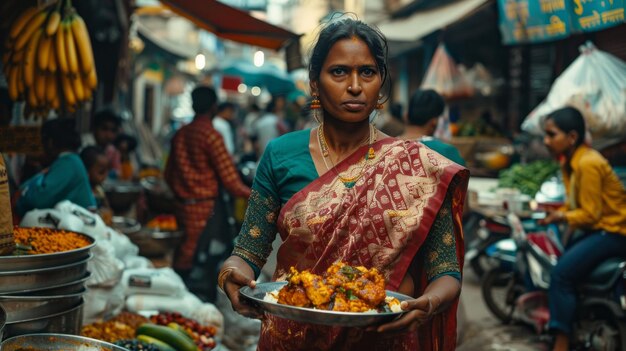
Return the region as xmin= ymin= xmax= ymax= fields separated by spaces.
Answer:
xmin=498 ymin=160 xmax=560 ymax=196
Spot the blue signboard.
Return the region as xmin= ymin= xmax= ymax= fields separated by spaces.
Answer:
xmin=570 ymin=0 xmax=625 ymax=32
xmin=498 ymin=0 xmax=571 ymax=44
xmin=498 ymin=0 xmax=625 ymax=44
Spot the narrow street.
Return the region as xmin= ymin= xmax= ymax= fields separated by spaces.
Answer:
xmin=458 ymin=266 xmax=550 ymax=351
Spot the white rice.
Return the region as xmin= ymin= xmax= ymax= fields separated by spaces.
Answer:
xmin=263 ymin=289 xmax=279 ymax=303
xmin=265 ymin=289 xmax=403 ymax=313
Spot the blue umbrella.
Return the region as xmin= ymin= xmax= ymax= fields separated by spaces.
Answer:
xmin=221 ymin=59 xmax=296 ymax=95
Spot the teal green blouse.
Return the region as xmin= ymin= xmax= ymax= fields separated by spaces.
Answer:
xmin=233 ymin=129 xmax=460 ymax=282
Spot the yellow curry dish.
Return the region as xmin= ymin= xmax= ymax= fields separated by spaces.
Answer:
xmin=265 ymin=262 xmax=402 ymax=313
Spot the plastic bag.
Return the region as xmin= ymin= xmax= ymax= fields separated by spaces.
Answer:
xmin=523 ymin=42 xmax=626 ymax=140
xmin=121 ymin=267 xmax=185 ymax=297
xmin=122 ymin=255 xmax=153 ymax=270
xmin=87 ymin=240 xmax=125 ymax=287
xmin=55 ymin=200 xmax=108 ymax=241
xmin=106 ymin=227 xmax=139 ymax=260
xmin=83 ymin=284 xmax=126 ymax=324
xmin=125 ymin=290 xmax=202 ymax=315
xmin=421 ymin=44 xmax=474 ymax=99
xmin=20 ymin=209 xmax=85 ymax=233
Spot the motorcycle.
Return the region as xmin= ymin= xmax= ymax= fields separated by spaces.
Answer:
xmin=481 ymin=212 xmax=626 ymax=350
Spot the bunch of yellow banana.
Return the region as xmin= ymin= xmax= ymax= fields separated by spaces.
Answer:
xmin=3 ymin=1 xmax=98 ymax=119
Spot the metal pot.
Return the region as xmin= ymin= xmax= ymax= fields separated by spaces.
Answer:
xmin=104 ymin=181 xmax=142 ymax=214
xmin=140 ymin=176 xmax=176 ymax=214
xmin=2 ymin=333 xmax=130 ymax=351
xmin=0 ymin=288 xmax=86 ymax=323
xmin=127 ymin=229 xmax=183 ymax=257
xmin=111 ymin=216 xmax=141 ymax=235
xmin=3 ymin=272 xmax=90 ymax=296
xmin=3 ymin=300 xmax=84 ymax=338
xmin=0 ymin=256 xmax=90 ymax=294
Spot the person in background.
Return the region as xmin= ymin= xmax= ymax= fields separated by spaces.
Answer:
xmin=400 ymin=89 xmax=465 ymax=166
xmin=539 ymin=107 xmax=626 ymax=351
xmin=114 ymin=133 xmax=138 ymax=181
xmin=164 ymin=86 xmax=251 ymax=279
xmin=378 ymin=102 xmax=405 ymax=137
xmin=252 ymin=95 xmax=288 ymax=157
xmin=15 ymin=118 xmax=96 ymax=217
xmin=90 ymin=108 xmax=123 ymax=177
xmin=213 ymin=102 xmax=237 ymax=156
xmin=218 ymin=18 xmax=468 ymax=350
xmin=80 ymin=146 xmax=109 ymax=208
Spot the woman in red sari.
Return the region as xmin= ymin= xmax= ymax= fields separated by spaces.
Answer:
xmin=218 ymin=18 xmax=469 ymax=350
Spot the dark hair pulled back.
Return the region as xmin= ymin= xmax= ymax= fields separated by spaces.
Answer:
xmin=308 ymin=17 xmax=390 ymax=98
xmin=546 ymin=107 xmax=586 ymax=147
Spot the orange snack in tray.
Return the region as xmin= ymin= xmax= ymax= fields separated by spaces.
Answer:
xmin=13 ymin=227 xmax=90 ymax=254
xmin=277 ymin=262 xmax=390 ymax=312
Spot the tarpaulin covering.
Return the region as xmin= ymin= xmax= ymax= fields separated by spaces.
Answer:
xmin=160 ymin=0 xmax=298 ymax=50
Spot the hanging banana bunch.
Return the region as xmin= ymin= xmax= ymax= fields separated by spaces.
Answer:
xmin=3 ymin=0 xmax=98 ymax=119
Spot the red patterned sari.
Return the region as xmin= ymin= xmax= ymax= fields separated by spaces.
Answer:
xmin=257 ymin=138 xmax=468 ymax=350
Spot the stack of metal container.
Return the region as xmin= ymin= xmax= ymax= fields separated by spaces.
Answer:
xmin=0 ymin=229 xmax=95 ymax=340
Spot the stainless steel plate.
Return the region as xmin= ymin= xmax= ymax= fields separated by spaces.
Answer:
xmin=1 ymin=229 xmax=95 ymax=271
xmin=3 ymin=272 xmax=90 ymax=296
xmin=2 ymin=332 xmax=129 ymax=351
xmin=0 ymin=288 xmax=86 ymax=323
xmin=239 ymin=281 xmax=410 ymax=327
xmin=0 ymin=256 xmax=91 ymax=294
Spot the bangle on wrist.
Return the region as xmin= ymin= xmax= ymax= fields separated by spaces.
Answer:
xmin=217 ymin=267 xmax=236 ymax=292
xmin=427 ymin=294 xmax=442 ymax=315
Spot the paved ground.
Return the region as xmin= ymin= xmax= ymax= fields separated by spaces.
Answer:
xmin=457 ymin=267 xmax=550 ymax=351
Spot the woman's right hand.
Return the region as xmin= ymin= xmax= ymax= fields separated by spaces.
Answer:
xmin=221 ymin=266 xmax=264 ymax=319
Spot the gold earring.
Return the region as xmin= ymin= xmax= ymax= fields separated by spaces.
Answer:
xmin=376 ymin=95 xmax=384 ymax=110
xmin=311 ymin=93 xmax=321 ymax=109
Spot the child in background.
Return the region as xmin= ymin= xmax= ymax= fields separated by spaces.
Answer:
xmin=114 ymin=133 xmax=138 ymax=181
xmin=80 ymin=146 xmax=112 ymax=223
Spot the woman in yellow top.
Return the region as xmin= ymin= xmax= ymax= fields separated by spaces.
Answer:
xmin=541 ymin=107 xmax=626 ymax=351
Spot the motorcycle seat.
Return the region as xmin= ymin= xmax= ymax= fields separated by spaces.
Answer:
xmin=581 ymin=257 xmax=626 ymax=291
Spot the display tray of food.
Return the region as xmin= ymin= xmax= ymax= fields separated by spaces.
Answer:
xmin=239 ymin=263 xmax=411 ymax=327
xmin=81 ymin=311 xmax=218 ymax=351
xmin=1 ymin=333 xmax=129 ymax=351
xmin=4 ymin=272 xmax=90 ymax=296
xmin=0 ymin=227 xmax=95 ymax=271
xmin=4 ymin=300 xmax=83 ymax=338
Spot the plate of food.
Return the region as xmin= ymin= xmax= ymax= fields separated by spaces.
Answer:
xmin=239 ymin=263 xmax=412 ymax=327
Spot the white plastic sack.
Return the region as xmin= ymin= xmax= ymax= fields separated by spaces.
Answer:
xmin=20 ymin=209 xmax=84 ymax=232
xmin=87 ymin=241 xmax=125 ymax=287
xmin=106 ymin=227 xmax=139 ymax=260
xmin=82 ymin=284 xmax=126 ymax=325
xmin=523 ymin=42 xmax=626 ymax=140
xmin=55 ymin=200 xmax=108 ymax=241
xmin=122 ymin=255 xmax=154 ymax=270
xmin=125 ymin=290 xmax=202 ymax=316
xmin=121 ymin=267 xmax=185 ymax=297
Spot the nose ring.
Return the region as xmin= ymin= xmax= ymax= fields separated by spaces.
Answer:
xmin=348 ymin=86 xmax=352 ymax=91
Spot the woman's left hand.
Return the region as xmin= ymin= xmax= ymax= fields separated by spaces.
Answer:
xmin=369 ymin=294 xmax=441 ymax=333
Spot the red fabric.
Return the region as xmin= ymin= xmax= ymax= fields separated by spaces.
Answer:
xmin=257 ymin=139 xmax=469 ymax=351
xmin=165 ymin=115 xmax=250 ymax=270
xmin=173 ymin=200 xmax=214 ymax=270
xmin=164 ymin=116 xmax=250 ymax=200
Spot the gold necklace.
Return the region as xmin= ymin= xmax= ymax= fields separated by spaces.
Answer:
xmin=317 ymin=124 xmax=377 ymax=188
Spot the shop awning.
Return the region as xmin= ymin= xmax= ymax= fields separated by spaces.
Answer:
xmin=378 ymin=0 xmax=492 ymax=42
xmin=159 ymin=0 xmax=299 ymax=50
